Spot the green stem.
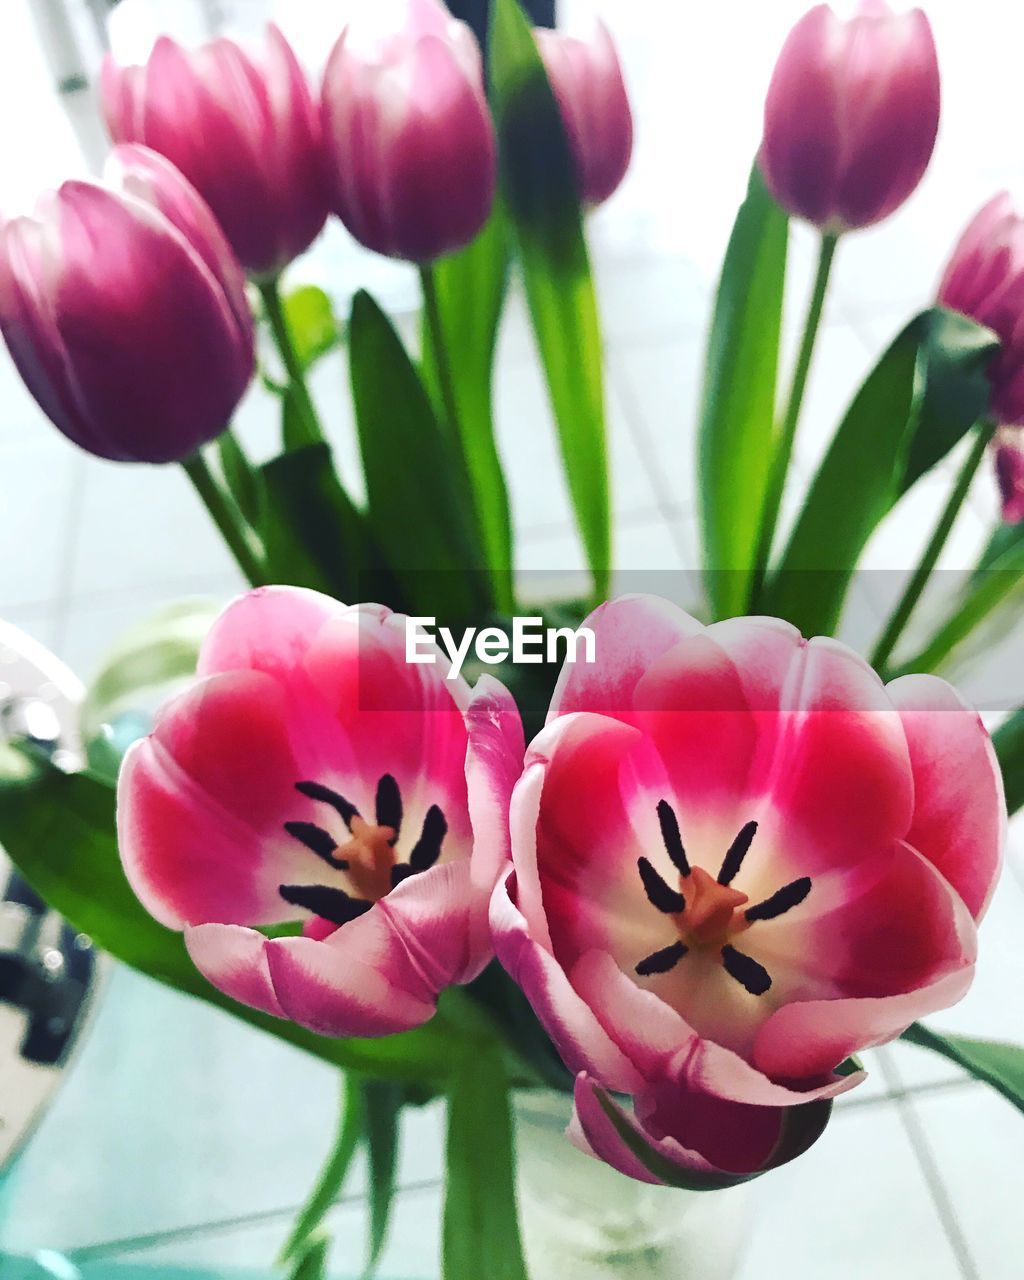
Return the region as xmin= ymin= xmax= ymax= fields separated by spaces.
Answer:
xmin=182 ymin=452 xmax=267 ymax=587
xmin=420 ymin=265 xmax=463 ymax=452
xmin=751 ymin=232 xmax=839 ymax=605
xmin=259 ymin=277 xmax=323 ymax=448
xmin=871 ymin=420 xmax=996 ymax=674
xmin=278 ymin=1076 xmax=362 ymax=1266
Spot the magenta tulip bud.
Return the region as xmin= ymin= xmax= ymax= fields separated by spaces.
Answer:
xmin=536 ymin=21 xmax=633 ymax=207
xmin=760 ymin=2 xmax=940 ymax=231
xmin=0 ymin=145 xmax=254 ymax=464
xmin=320 ymin=0 xmax=496 ymax=263
xmin=996 ymin=436 xmax=1024 ymax=524
xmin=939 ymin=193 xmax=1024 ymax=429
xmin=102 ymin=25 xmax=328 ymax=279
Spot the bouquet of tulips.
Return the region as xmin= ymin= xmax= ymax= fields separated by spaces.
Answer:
xmin=1 ymin=0 xmax=1023 ymax=1276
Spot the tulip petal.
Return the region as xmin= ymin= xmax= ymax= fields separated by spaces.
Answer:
xmin=265 ymin=928 xmax=437 ymax=1038
xmin=547 ymin=594 xmax=702 ymax=722
xmin=490 ymin=871 xmax=643 ymax=1093
xmin=887 ymin=674 xmax=1005 ymax=919
xmin=185 ymin=923 xmax=285 ymax=1018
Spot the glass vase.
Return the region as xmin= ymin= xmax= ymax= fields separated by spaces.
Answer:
xmin=513 ymin=1090 xmax=751 ymax=1280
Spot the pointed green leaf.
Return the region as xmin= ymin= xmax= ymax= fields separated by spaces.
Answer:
xmin=422 ymin=207 xmax=514 ymax=609
xmin=349 ymin=290 xmax=492 ymax=621
xmin=490 ymin=0 xmax=609 ymax=598
xmin=766 ymin=308 xmax=998 ymax=637
xmin=217 ymin=430 xmax=262 ymax=527
xmin=901 ymin=1023 xmax=1024 ymax=1116
xmin=698 ymin=166 xmax=789 ymax=621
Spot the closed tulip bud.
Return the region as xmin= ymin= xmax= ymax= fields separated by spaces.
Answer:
xmin=320 ymin=0 xmax=496 ymax=263
xmin=760 ymin=2 xmax=940 ymax=231
xmin=102 ymin=25 xmax=328 ymax=279
xmin=536 ymin=21 xmax=633 ymax=207
xmin=939 ymin=194 xmax=1024 ymax=429
xmin=0 ymin=145 xmax=254 ymax=464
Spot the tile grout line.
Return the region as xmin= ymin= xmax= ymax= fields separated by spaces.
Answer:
xmin=879 ymin=1053 xmax=982 ymax=1280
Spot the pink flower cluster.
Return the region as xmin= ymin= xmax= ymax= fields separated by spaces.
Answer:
xmin=0 ymin=0 xmax=632 ymax=463
xmin=118 ymin=589 xmax=1005 ymax=1187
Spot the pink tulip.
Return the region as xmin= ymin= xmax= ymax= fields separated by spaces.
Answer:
xmin=491 ymin=596 xmax=1004 ymax=1185
xmin=102 ymin=25 xmax=328 ymax=279
xmin=536 ymin=21 xmax=633 ymax=207
xmin=0 ymin=145 xmax=253 ymax=464
xmin=760 ymin=2 xmax=940 ymax=231
xmin=117 ymin=588 xmax=524 ymax=1039
xmin=320 ymin=0 xmax=497 ymax=263
xmin=939 ymin=193 xmax=1024 ymax=431
xmin=995 ymin=434 xmax=1024 ymax=524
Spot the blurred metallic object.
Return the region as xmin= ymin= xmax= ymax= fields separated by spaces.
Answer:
xmin=0 ymin=621 xmax=98 ymax=1174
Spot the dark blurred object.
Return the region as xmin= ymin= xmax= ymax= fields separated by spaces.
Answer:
xmin=0 ymin=621 xmax=98 ymax=1173
xmin=447 ymin=0 xmax=556 ymax=48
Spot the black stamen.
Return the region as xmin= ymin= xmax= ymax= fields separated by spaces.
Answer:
xmin=279 ymin=883 xmax=371 ymax=926
xmin=283 ymin=821 xmax=348 ymax=870
xmin=635 ymin=940 xmax=688 ymax=977
xmin=637 ymin=857 xmax=686 ymax=914
xmin=391 ymin=864 xmax=418 ymax=889
xmin=295 ymin=780 xmax=360 ymax=829
xmin=656 ymin=799 xmax=690 ymax=875
xmin=745 ymin=876 xmax=812 ymax=923
xmin=375 ymin=774 xmax=402 ymax=839
xmin=409 ymin=805 xmax=447 ymax=872
xmin=718 ymin=820 xmax=758 ymax=886
xmin=721 ymin=945 xmax=772 ymax=996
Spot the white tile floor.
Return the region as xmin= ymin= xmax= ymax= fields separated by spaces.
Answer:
xmin=2 ymin=0 xmax=1024 ymax=1276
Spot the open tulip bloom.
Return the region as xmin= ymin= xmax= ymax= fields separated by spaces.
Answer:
xmin=2 ymin=0 xmax=1024 ymax=1274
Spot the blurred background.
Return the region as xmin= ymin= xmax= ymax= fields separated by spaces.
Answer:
xmin=0 ymin=1 xmax=1022 ymax=1277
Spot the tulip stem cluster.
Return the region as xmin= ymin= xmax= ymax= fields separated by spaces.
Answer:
xmin=752 ymin=232 xmax=839 ymax=602
xmin=182 ymin=453 xmax=267 ymax=587
xmin=872 ymin=418 xmax=998 ymax=674
xmin=258 ymin=277 xmax=325 ymax=449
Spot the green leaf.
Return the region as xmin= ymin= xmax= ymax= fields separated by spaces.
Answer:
xmin=80 ymin=599 xmax=220 ymax=744
xmin=260 ymin=444 xmax=363 ymax=601
xmin=217 ymin=430 xmax=262 ymax=527
xmin=348 ymin=290 xmax=491 ymax=622
xmin=489 ymin=0 xmax=609 ymax=599
xmin=443 ymin=1040 xmax=529 ymax=1280
xmin=422 ymin=208 xmax=514 ymax=609
xmin=287 ymin=1234 xmax=331 ymax=1280
xmin=0 ymin=765 xmax=458 ymax=1086
xmin=279 ymin=1078 xmax=363 ymax=1265
xmin=362 ymin=1081 xmax=402 ymax=1277
xmin=697 ymin=166 xmax=789 ymax=621
xmin=766 ymin=308 xmax=999 ymax=637
xmin=994 ymin=707 xmax=1024 ymax=816
xmin=901 ymin=1023 xmax=1024 ymax=1116
xmin=283 ymin=284 xmax=342 ymax=372
xmin=892 ymin=533 xmax=1024 ymax=677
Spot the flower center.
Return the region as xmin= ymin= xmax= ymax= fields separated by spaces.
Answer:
xmin=277 ymin=774 xmax=448 ymax=927
xmin=634 ymin=800 xmax=811 ymax=996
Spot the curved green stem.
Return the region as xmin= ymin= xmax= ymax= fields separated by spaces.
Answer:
xmin=278 ymin=1075 xmax=362 ymax=1266
xmin=872 ymin=419 xmax=996 ymax=674
xmin=751 ymin=232 xmax=839 ymax=605
xmin=182 ymin=451 xmax=266 ymax=586
xmin=420 ymin=265 xmax=463 ymax=452
xmin=259 ymin=277 xmax=323 ymax=448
